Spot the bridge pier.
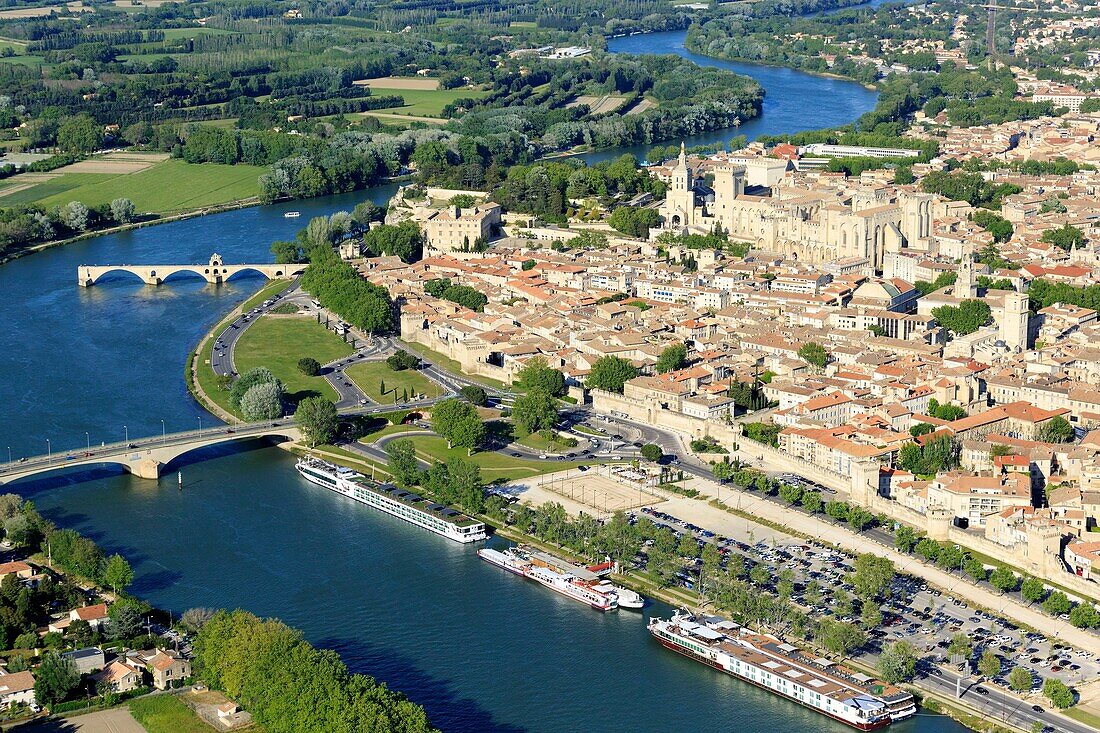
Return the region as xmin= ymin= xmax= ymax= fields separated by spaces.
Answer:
xmin=132 ymin=458 xmax=162 ymax=480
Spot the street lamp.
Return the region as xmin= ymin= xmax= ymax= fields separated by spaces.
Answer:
xmin=85 ymin=431 xmax=90 ymax=451
xmin=161 ymin=419 xmax=166 ymax=444
xmin=46 ymin=438 xmax=51 ymax=463
xmin=124 ymin=425 xmax=128 ymax=444
xmin=198 ymin=416 xmax=202 ymax=433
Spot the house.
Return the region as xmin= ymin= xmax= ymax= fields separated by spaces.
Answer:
xmin=61 ymin=647 xmax=106 ymax=675
xmin=91 ymin=659 xmax=143 ymax=694
xmin=148 ymin=649 xmax=191 ymax=690
xmin=0 ymin=670 xmax=35 ymax=708
xmin=71 ymin=603 xmax=109 ymax=629
xmin=0 ymin=562 xmax=33 ymax=583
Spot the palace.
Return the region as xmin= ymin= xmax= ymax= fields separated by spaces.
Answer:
xmin=658 ymin=143 xmax=935 ymax=270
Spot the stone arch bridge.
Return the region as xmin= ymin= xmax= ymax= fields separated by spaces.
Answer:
xmin=78 ymin=254 xmax=306 ymax=287
xmin=0 ymin=423 xmax=301 ymax=486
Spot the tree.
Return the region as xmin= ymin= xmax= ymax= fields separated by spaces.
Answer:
xmin=1020 ymin=577 xmax=1047 ymax=603
xmin=849 ymin=554 xmax=895 ymax=601
xmin=948 ymin=632 xmax=972 ymax=663
xmin=586 ymin=356 xmax=638 ymax=394
xmin=1041 ymin=224 xmax=1084 ymax=252
xmin=34 ymin=652 xmax=80 ymax=707
xmin=229 ymin=367 xmax=280 ymax=410
xmin=1009 ymin=666 xmax=1033 ymax=693
xmin=240 ymin=381 xmax=283 ymax=421
xmin=295 ymin=397 xmax=339 ymax=448
xmin=749 ymin=564 xmax=771 ymax=587
xmin=1038 ymin=415 xmax=1075 ymax=444
xmin=655 ymin=343 xmax=688 ymax=374
xmin=814 ymin=620 xmax=866 ymax=657
xmin=797 ymin=342 xmax=828 ymax=369
xmin=1042 ymin=677 xmax=1074 ymax=709
xmin=109 ymin=198 xmax=136 ymax=224
xmin=847 ymin=507 xmax=874 ymax=532
xmin=103 ymin=553 xmax=133 ymax=594
xmin=1069 ymin=603 xmax=1099 ymax=629
xmin=56 ymin=114 xmax=101 ymax=154
xmin=297 ymin=357 xmax=321 ymax=376
xmin=801 ymin=491 xmax=823 ymax=514
xmin=989 ymin=566 xmax=1019 ymax=593
xmin=107 ymin=601 xmax=144 ymax=640
xmin=61 ymin=201 xmax=90 ymax=232
xmin=1043 ymin=591 xmax=1071 ymax=616
xmin=515 ymin=357 xmax=566 ymax=396
xmin=385 ymin=439 xmax=421 ymax=486
xmin=895 ymin=525 xmax=918 ymax=553
xmin=386 ymin=350 xmax=419 ymax=371
xmin=431 ymin=399 xmax=484 ymax=453
xmin=932 ymin=299 xmax=992 ymax=336
xmin=711 ymin=459 xmax=735 ymax=483
xmin=879 ymin=641 xmax=917 ymax=683
xmin=778 ymin=483 xmax=803 ymax=505
xmin=640 ymin=444 xmax=663 ymax=462
xmin=512 ymin=389 xmax=558 ymax=436
xmin=978 ymin=649 xmax=1001 ymax=678
xmin=459 ymin=385 xmax=488 ymax=406
xmin=607 ymin=206 xmax=661 ymax=237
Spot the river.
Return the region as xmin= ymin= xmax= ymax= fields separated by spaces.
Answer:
xmin=0 ymin=32 xmax=967 ymax=733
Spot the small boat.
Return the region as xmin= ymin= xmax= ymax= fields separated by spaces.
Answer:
xmin=614 ymin=586 xmax=645 ymax=610
xmin=284 ymin=211 xmax=301 ymax=218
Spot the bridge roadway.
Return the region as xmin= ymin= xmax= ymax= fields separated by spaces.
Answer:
xmin=0 ymin=398 xmax=444 ymax=486
xmin=78 ymin=254 xmax=306 ymax=287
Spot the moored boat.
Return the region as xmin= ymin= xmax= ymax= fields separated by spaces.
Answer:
xmin=294 ymin=458 xmax=487 ymax=543
xmin=649 ymin=611 xmax=915 ymax=730
xmin=477 ymin=545 xmax=620 ymax=611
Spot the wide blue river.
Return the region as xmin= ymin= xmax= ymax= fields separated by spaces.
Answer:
xmin=0 ymin=31 xmax=966 ymax=733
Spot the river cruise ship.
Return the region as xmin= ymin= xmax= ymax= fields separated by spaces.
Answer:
xmin=478 ymin=545 xmax=622 ymax=611
xmin=649 ymin=612 xmax=916 ymax=730
xmin=295 ymin=458 xmax=487 ymax=543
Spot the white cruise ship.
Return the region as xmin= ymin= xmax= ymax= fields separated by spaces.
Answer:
xmin=478 ymin=545 xmax=623 ymax=611
xmin=295 ymin=458 xmax=487 ymax=543
xmin=649 ymin=612 xmax=916 ymax=730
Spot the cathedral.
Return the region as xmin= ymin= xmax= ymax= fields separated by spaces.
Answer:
xmin=657 ymin=143 xmax=935 ymax=271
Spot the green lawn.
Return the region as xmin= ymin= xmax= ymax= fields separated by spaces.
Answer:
xmin=1064 ymin=707 xmax=1100 ymax=730
xmin=160 ymin=27 xmax=236 ymax=39
xmin=0 ymin=159 xmax=265 ymax=213
xmin=369 ymin=87 xmax=489 ymax=118
xmin=404 ymin=434 xmax=582 ymax=481
xmin=234 ymin=315 xmax=354 ymax=404
xmin=516 ymin=431 xmax=575 ymax=453
xmin=129 ymin=695 xmax=211 ymax=733
xmin=346 ymin=361 xmax=444 ymax=404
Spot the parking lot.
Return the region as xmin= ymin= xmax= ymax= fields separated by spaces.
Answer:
xmin=632 ymin=502 xmax=1100 ymax=696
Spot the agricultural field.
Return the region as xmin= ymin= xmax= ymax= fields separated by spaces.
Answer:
xmin=567 ymin=94 xmax=630 ymax=114
xmin=0 ymin=158 xmax=265 ymax=213
xmin=355 ymin=78 xmax=489 ymax=119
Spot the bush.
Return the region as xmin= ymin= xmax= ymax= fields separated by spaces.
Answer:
xmin=297 ymin=357 xmax=321 ymax=376
xmin=459 ymin=385 xmax=488 ymax=406
xmin=386 ymin=350 xmax=420 ymax=371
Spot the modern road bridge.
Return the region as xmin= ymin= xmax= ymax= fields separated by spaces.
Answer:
xmin=77 ymin=253 xmax=306 ymax=287
xmin=0 ymin=399 xmax=445 ymax=486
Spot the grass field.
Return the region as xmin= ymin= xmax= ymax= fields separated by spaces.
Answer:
xmin=366 ymin=87 xmax=489 ymax=118
xmin=404 ymin=434 xmax=582 ymax=481
xmin=234 ymin=315 xmax=354 ymax=404
xmin=129 ymin=695 xmax=210 ymax=733
xmin=160 ymin=26 xmax=235 ymax=39
xmin=0 ymin=158 xmax=264 ymax=213
xmin=345 ymin=361 xmax=444 ymax=404
xmin=1064 ymin=707 xmax=1100 ymax=730
xmin=516 ymin=431 xmax=574 ymax=453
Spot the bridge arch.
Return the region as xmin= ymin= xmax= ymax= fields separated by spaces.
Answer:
xmin=0 ymin=430 xmax=300 ymax=487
